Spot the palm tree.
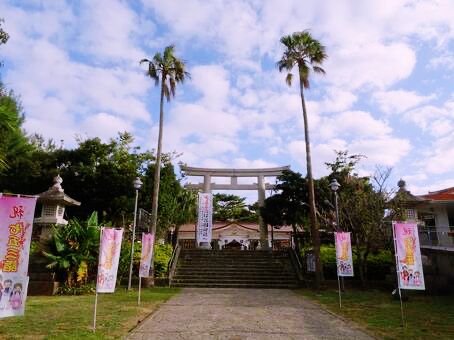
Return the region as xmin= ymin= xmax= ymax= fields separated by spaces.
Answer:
xmin=140 ymin=45 xmax=189 ymax=277
xmin=277 ymin=31 xmax=327 ymax=289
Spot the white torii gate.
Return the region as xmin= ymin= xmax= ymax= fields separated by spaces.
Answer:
xmin=181 ymin=165 xmax=290 ymax=249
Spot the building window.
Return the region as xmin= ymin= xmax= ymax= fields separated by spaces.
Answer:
xmin=406 ymin=209 xmax=417 ymax=221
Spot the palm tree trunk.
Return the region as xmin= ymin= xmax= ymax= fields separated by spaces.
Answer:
xmin=149 ymin=74 xmax=166 ymax=278
xmin=299 ymin=71 xmax=322 ymax=290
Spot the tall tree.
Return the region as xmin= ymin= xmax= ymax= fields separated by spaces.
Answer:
xmin=140 ymin=45 xmax=189 ymax=276
xmin=277 ymin=31 xmax=327 ymax=289
xmin=326 ymin=151 xmax=391 ymax=288
xmin=0 ymin=84 xmax=30 ymax=172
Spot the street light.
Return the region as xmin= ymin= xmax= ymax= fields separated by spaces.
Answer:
xmin=128 ymin=177 xmax=143 ymax=291
xmin=329 ymin=179 xmax=341 ymax=230
xmin=329 ymin=178 xmax=343 ymax=304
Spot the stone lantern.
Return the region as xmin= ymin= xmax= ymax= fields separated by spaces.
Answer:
xmin=34 ymin=175 xmax=81 ymax=240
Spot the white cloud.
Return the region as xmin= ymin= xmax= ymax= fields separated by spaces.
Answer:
xmin=373 ymin=90 xmax=435 ymax=114
xmin=191 ymin=65 xmax=230 ymax=109
xmin=316 ymin=111 xmax=391 ymax=140
xmin=429 ymin=53 xmax=454 ymax=70
xmin=80 ymin=113 xmax=133 ymax=141
xmin=324 ymin=42 xmax=416 ymax=90
xmin=349 ymin=137 xmax=411 ymax=166
xmin=232 ymin=158 xmax=278 ymax=169
xmin=425 ymin=135 xmax=454 ymax=175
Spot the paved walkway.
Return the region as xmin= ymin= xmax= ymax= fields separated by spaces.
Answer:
xmin=127 ymin=288 xmax=373 ymax=340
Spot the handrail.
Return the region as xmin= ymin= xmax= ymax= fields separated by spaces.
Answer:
xmin=289 ymin=242 xmax=304 ymax=282
xmin=167 ymin=243 xmax=181 ymax=286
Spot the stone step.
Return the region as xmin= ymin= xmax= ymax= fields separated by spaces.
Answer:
xmin=172 ymin=249 xmax=299 ymax=289
xmin=172 ymin=275 xmax=296 ymax=282
xmin=171 ymin=283 xmax=299 ymax=288
xmin=176 ymin=269 xmax=293 ymax=275
xmin=171 ymin=278 xmax=297 ymax=284
xmin=177 ymin=265 xmax=291 ymax=270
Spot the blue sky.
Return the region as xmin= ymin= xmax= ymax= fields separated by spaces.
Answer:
xmin=1 ymin=0 xmax=453 ymax=199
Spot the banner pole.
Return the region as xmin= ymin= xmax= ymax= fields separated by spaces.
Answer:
xmin=138 ymin=277 xmax=142 ymax=306
xmin=392 ymin=222 xmax=405 ymax=327
xmin=337 ymin=272 xmax=342 ymax=309
xmin=93 ymin=292 xmax=98 ymax=332
xmin=93 ymin=227 xmax=103 ymax=333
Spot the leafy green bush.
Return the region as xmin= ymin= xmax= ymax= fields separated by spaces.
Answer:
xmin=43 ymin=212 xmax=100 ymax=287
xmin=154 ymin=244 xmax=172 ymax=278
xmin=304 ymin=245 xmax=393 ymax=280
xmin=56 ymin=282 xmax=96 ymax=295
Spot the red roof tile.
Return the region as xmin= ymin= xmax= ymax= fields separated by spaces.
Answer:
xmin=420 ymin=187 xmax=454 ymax=201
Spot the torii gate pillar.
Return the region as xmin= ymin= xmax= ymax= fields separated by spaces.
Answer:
xmin=181 ymin=165 xmax=290 ymax=249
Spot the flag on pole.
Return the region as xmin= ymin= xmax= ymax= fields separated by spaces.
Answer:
xmin=139 ymin=233 xmax=154 ymax=277
xmin=335 ymin=232 xmax=354 ymax=277
xmin=393 ymin=222 xmax=425 ymax=290
xmin=96 ymin=228 xmax=123 ymax=293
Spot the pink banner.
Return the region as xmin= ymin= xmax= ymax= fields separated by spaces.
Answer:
xmin=0 ymin=196 xmax=37 ymax=276
xmin=393 ymin=222 xmax=425 ymax=290
xmin=96 ymin=228 xmax=123 ymax=293
xmin=335 ymin=232 xmax=354 ymax=277
xmin=139 ymin=233 xmax=154 ymax=277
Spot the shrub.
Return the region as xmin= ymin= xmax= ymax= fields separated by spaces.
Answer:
xmin=303 ymin=245 xmax=393 ymax=280
xmin=43 ymin=212 xmax=100 ymax=287
xmin=154 ymin=243 xmax=172 ymax=278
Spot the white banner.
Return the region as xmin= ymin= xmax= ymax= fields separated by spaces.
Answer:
xmin=335 ymin=232 xmax=354 ymax=277
xmin=96 ymin=228 xmax=123 ymax=293
xmin=0 ymin=274 xmax=29 ymax=318
xmin=197 ymin=193 xmax=213 ymax=244
xmin=393 ymin=222 xmax=425 ymax=290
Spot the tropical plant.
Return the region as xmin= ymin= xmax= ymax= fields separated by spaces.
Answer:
xmin=140 ymin=45 xmax=189 ymax=275
xmin=43 ymin=212 xmax=100 ymax=287
xmin=277 ymin=30 xmax=327 ymax=289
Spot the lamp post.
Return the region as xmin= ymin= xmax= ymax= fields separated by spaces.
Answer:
xmin=329 ymin=178 xmax=343 ymax=306
xmin=329 ymin=179 xmax=341 ymax=230
xmin=169 ymin=225 xmax=175 ymax=248
xmin=128 ymin=177 xmax=143 ymax=291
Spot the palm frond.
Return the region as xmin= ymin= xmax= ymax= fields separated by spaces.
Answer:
xmin=285 ymin=73 xmax=293 ymax=87
xmin=312 ymin=65 xmax=326 ymax=75
xmin=163 ymin=83 xmax=171 ymax=102
xmin=277 ymin=30 xmax=327 ymax=88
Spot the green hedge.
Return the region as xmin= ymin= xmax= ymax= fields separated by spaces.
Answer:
xmin=306 ymin=246 xmax=393 ymax=280
xmin=154 ymin=244 xmax=173 ymax=278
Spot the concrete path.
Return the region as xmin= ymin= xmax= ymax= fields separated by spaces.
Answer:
xmin=127 ymin=288 xmax=373 ymax=340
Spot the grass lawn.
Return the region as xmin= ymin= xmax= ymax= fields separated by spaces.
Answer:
xmin=0 ymin=287 xmax=180 ymax=339
xmin=299 ymin=288 xmax=454 ymax=339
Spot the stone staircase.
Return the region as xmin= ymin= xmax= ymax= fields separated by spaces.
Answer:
xmin=171 ymin=249 xmax=300 ymax=288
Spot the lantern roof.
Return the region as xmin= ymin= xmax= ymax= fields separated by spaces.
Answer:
xmin=36 ymin=175 xmax=81 ymax=206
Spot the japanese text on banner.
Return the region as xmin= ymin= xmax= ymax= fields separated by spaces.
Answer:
xmin=197 ymin=193 xmax=213 ymax=244
xmin=393 ymin=222 xmax=425 ymax=290
xmin=139 ymin=233 xmax=154 ymax=277
xmin=96 ymin=228 xmax=123 ymax=293
xmin=0 ymin=196 xmax=37 ymax=276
